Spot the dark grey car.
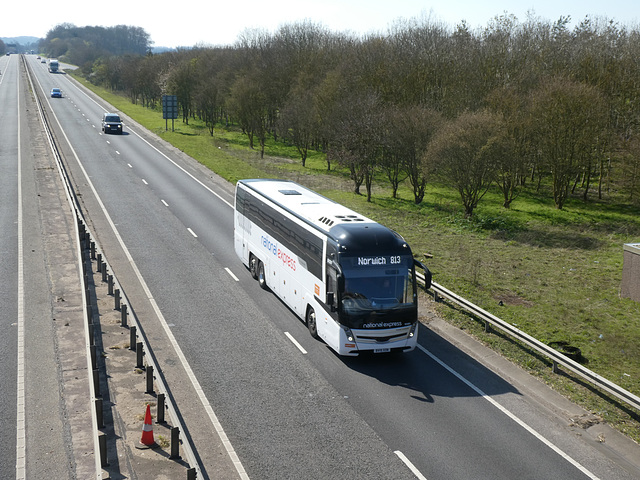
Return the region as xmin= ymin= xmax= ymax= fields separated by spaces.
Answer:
xmin=101 ymin=113 xmax=123 ymax=134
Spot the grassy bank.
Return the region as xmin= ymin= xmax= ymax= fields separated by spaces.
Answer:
xmin=70 ymin=71 xmax=640 ymax=442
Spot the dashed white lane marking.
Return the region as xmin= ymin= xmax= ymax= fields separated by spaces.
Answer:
xmin=285 ymin=332 xmax=307 ymax=354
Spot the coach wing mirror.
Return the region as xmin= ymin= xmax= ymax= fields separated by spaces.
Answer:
xmin=414 ymin=259 xmax=432 ymax=290
xmin=327 ymin=291 xmax=335 ymax=311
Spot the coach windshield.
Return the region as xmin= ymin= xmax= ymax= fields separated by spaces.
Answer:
xmin=338 ymin=255 xmax=417 ymax=329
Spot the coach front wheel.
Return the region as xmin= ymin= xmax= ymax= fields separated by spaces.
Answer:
xmin=306 ymin=307 xmax=318 ymax=339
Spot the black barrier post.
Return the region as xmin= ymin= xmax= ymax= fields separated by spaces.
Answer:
xmin=114 ymin=289 xmax=120 ymax=311
xmin=95 ymin=398 xmax=104 ymax=428
xmin=99 ymin=434 xmax=108 ymax=467
xmin=90 ymin=345 xmax=97 ymax=369
xmin=146 ymin=365 xmax=154 ymax=394
xmin=157 ymin=393 xmax=165 ymax=424
xmin=136 ymin=343 xmax=144 ymax=369
xmin=93 ymin=369 xmax=100 ymax=397
xmin=121 ymin=304 xmax=127 ymax=327
xmin=130 ymin=326 xmax=136 ymax=351
xmin=170 ymin=426 xmax=181 ymax=460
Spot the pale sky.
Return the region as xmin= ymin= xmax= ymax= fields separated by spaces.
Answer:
xmin=2 ymin=0 xmax=639 ymax=48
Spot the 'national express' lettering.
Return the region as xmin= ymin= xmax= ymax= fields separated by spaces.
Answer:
xmin=261 ymin=235 xmax=278 ymax=255
xmin=261 ymin=235 xmax=296 ymax=271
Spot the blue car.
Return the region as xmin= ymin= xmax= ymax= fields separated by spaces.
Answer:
xmin=51 ymin=88 xmax=62 ymax=98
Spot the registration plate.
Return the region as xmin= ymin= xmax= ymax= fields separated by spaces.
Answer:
xmin=374 ymin=348 xmax=391 ymax=353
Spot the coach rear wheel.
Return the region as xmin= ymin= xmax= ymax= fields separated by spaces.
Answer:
xmin=306 ymin=307 xmax=318 ymax=339
xmin=249 ymin=254 xmax=258 ymax=279
xmin=257 ymin=261 xmax=268 ymax=290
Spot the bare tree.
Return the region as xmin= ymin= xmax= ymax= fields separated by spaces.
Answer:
xmin=226 ymin=67 xmax=270 ymax=157
xmin=379 ymin=104 xmax=441 ymax=203
xmin=529 ymin=77 xmax=608 ymax=208
xmin=486 ymin=86 xmax=532 ymax=208
xmin=424 ymin=111 xmax=500 ymax=217
xmin=327 ymin=92 xmax=383 ymax=201
xmin=277 ymin=76 xmax=319 ymax=166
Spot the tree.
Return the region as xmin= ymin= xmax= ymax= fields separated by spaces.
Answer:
xmin=424 ymin=111 xmax=500 ymax=217
xmin=619 ymin=135 xmax=640 ymax=203
xmin=380 ymin=105 xmax=441 ymax=203
xmin=529 ymin=77 xmax=608 ymax=208
xmin=277 ymin=76 xmax=318 ymax=166
xmin=168 ymin=56 xmax=198 ymax=124
xmin=327 ymin=92 xmax=383 ymax=201
xmin=227 ymin=70 xmax=269 ymax=157
xmin=486 ymin=86 xmax=532 ymax=208
xmin=378 ymin=105 xmax=408 ymax=199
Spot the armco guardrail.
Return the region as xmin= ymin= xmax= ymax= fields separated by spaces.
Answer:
xmin=417 ymin=272 xmax=640 ymax=413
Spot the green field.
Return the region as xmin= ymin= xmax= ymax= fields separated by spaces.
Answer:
xmin=70 ymin=72 xmax=640 ymax=442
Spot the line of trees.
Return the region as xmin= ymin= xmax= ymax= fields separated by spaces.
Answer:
xmin=40 ymin=24 xmax=151 ymax=69
xmin=78 ymin=14 xmax=640 ymax=215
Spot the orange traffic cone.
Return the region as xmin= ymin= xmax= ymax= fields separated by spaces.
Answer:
xmin=139 ymin=404 xmax=156 ymax=447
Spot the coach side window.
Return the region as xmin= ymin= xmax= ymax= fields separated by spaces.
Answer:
xmin=326 ymin=244 xmax=338 ymax=308
xmin=326 ymin=265 xmax=337 ymax=308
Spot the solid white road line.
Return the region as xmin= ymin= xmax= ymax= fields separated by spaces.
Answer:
xmin=417 ymin=344 xmax=600 ymax=480
xmin=16 ymin=62 xmax=26 ymax=480
xmin=394 ymin=450 xmax=428 ymax=480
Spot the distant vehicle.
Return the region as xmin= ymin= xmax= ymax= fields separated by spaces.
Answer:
xmin=50 ymin=88 xmax=62 ymax=98
xmin=101 ymin=113 xmax=123 ymax=134
xmin=41 ymin=59 xmax=46 ymax=63
xmin=48 ymin=59 xmax=59 ymax=73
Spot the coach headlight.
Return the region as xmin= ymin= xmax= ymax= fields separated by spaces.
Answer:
xmin=408 ymin=322 xmax=418 ymax=338
xmin=343 ymin=327 xmax=354 ymax=342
